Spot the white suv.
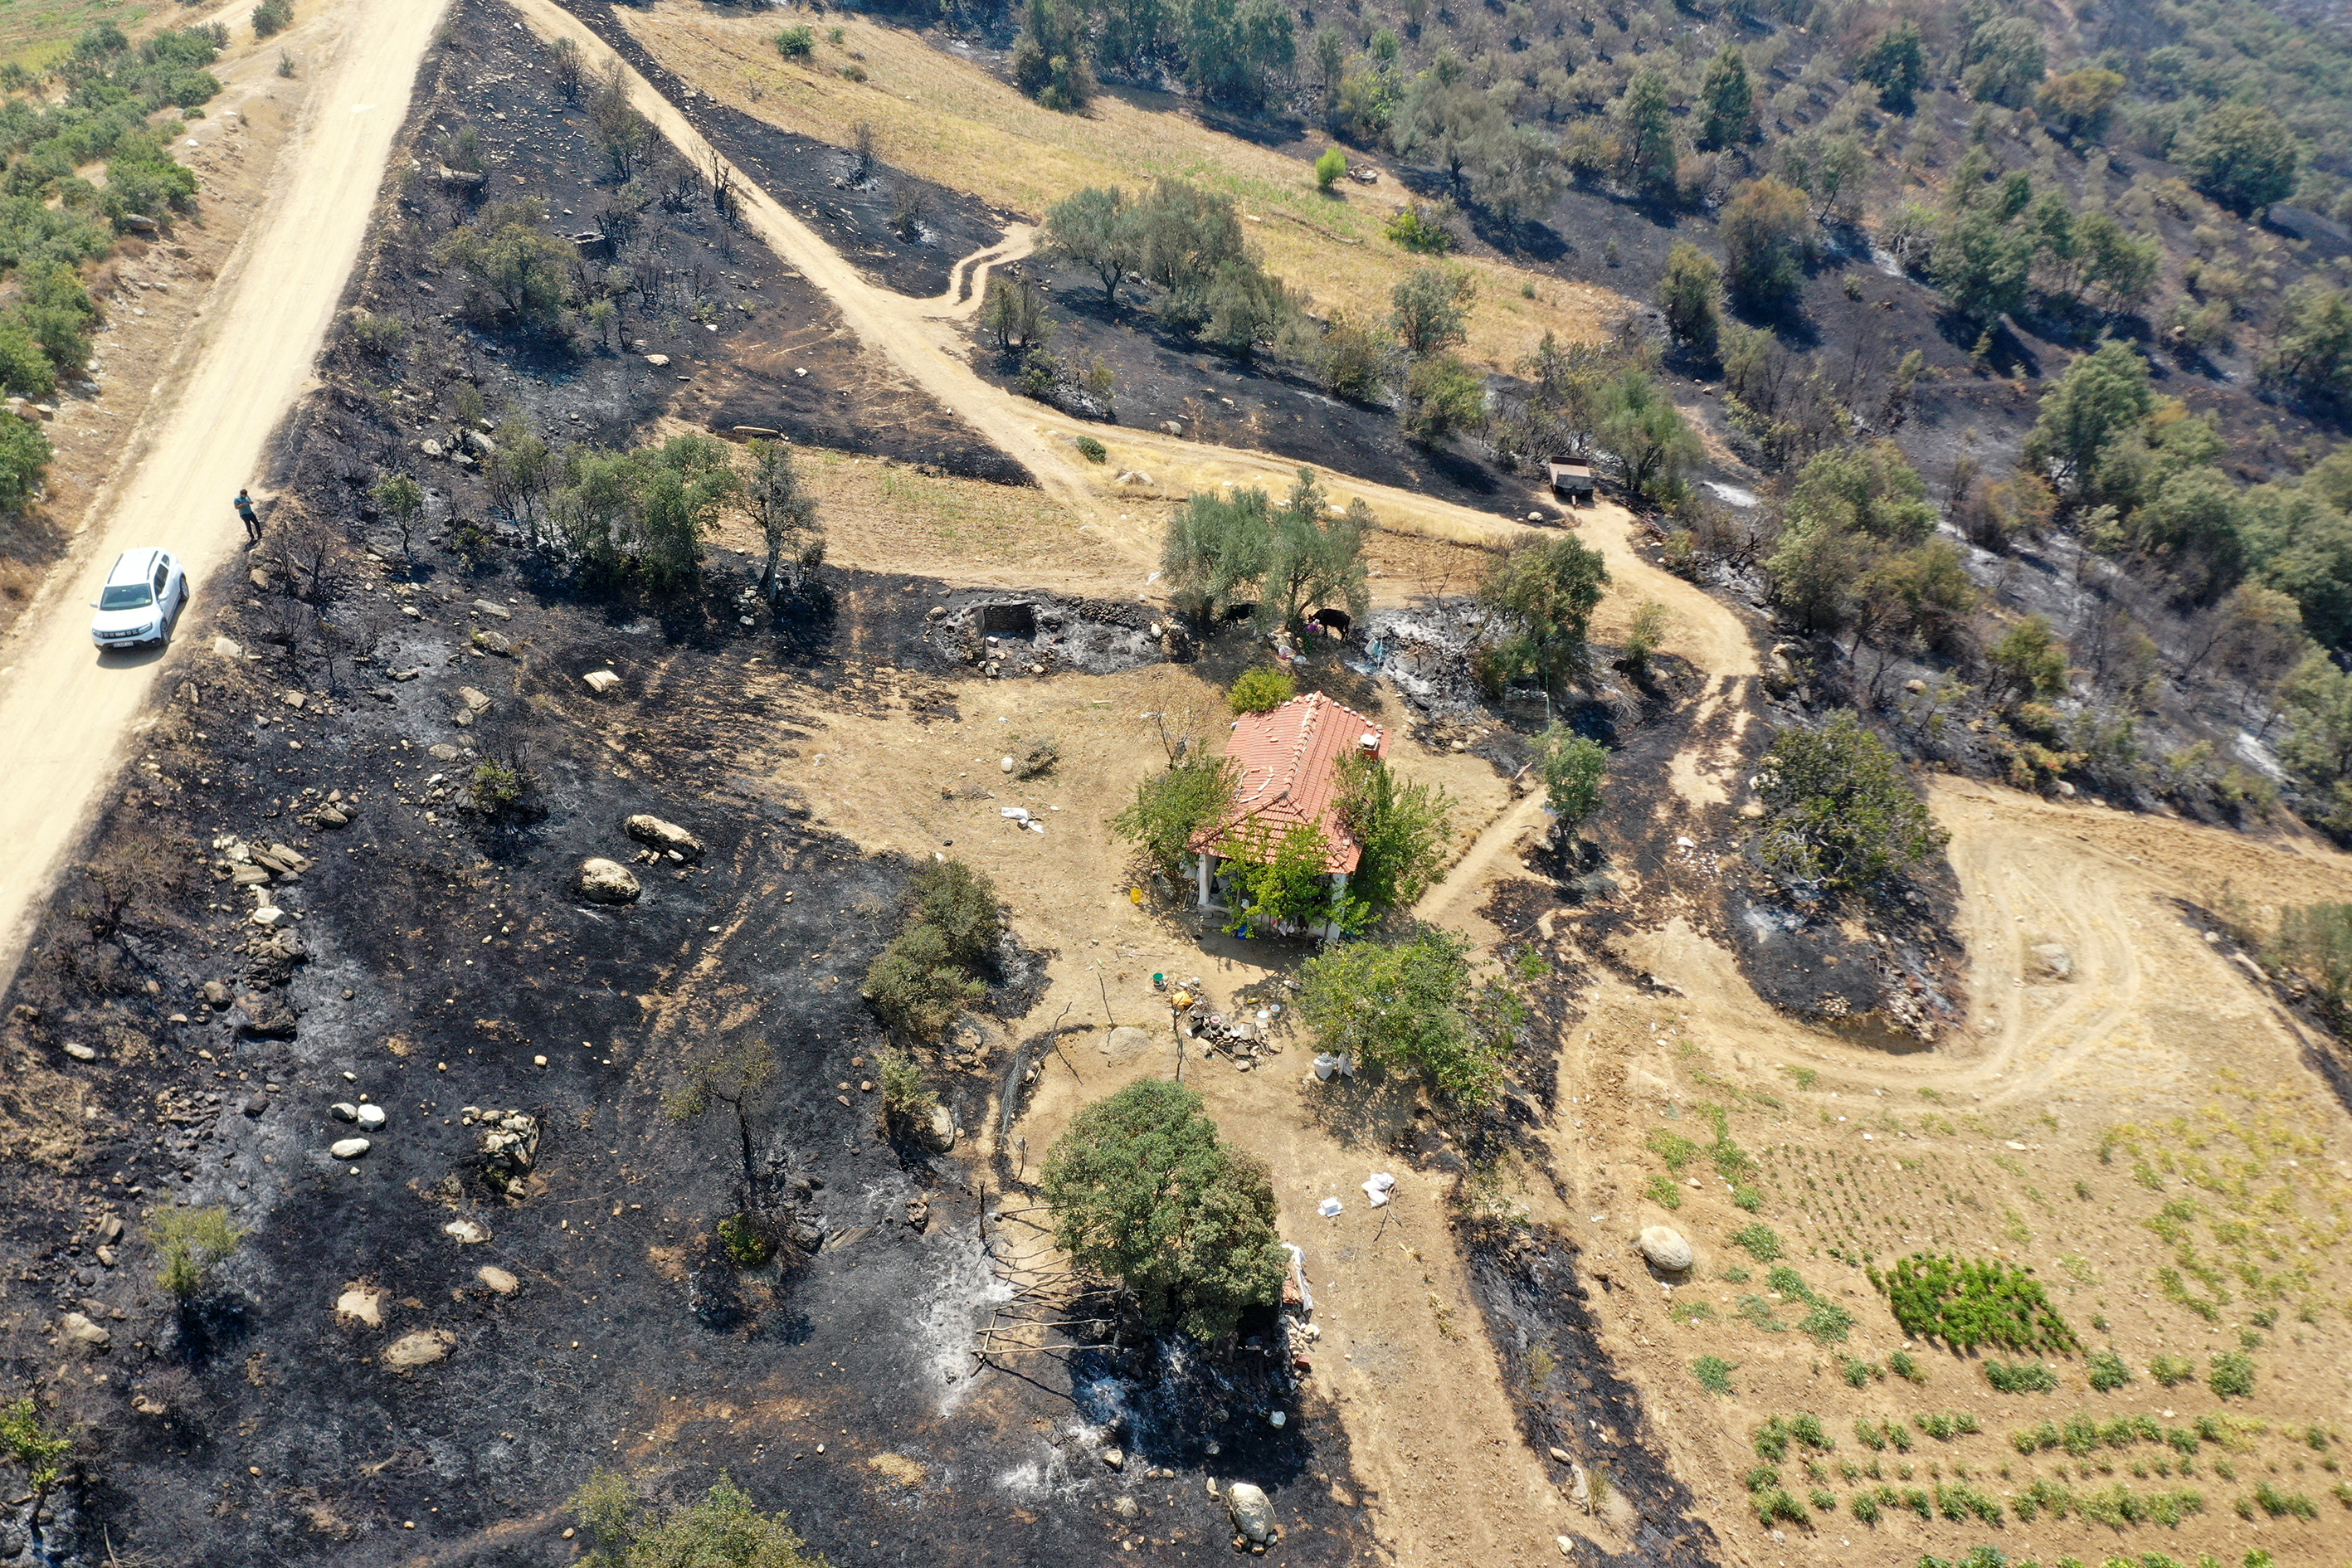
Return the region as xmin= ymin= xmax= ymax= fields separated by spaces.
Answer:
xmin=90 ymin=548 xmax=189 ymax=650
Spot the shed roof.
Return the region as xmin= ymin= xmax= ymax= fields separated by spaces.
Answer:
xmin=1189 ymin=692 xmax=1387 ymax=874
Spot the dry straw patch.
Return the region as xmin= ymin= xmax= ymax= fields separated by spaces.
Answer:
xmin=619 ymin=1 xmax=1627 ymax=372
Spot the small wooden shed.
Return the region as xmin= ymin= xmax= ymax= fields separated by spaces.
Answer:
xmin=1546 ymin=461 xmax=1595 ymax=503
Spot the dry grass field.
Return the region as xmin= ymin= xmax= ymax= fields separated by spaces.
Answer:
xmin=616 ymin=0 xmax=1630 ymax=374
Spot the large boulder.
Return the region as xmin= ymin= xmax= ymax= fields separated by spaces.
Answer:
xmin=626 ymin=814 xmax=703 ymax=862
xmin=1225 ymin=1483 xmax=1276 ymax=1543
xmin=2028 ymin=942 xmax=2073 ymax=981
xmin=1637 ymin=1225 xmax=1693 ymax=1273
xmin=61 ymin=1311 xmax=111 ymax=1351
xmin=1101 ymin=1025 xmax=1153 ymax=1064
xmin=382 ymin=1329 xmax=454 ymax=1369
xmin=576 ymin=858 xmax=641 ymax=904
xmin=924 ymin=1104 xmax=957 ymax=1151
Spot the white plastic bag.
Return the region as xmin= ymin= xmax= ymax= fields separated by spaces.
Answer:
xmin=1363 ymin=1171 xmax=1395 ymax=1207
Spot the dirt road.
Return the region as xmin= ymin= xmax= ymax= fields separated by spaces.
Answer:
xmin=0 ymin=0 xmax=450 ymax=988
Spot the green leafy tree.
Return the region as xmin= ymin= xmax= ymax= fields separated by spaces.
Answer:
xmin=1334 ymin=752 xmax=1455 ymax=915
xmin=1598 ymin=368 xmax=1701 ymax=504
xmin=2036 ymin=68 xmax=2126 ymax=146
xmin=1044 ymin=185 xmax=1138 ymax=308
xmin=1779 ymin=130 xmax=1867 ymax=224
xmin=1216 ymin=820 xmax=1337 ymax=931
xmin=2025 ymin=340 xmax=2153 ymax=495
xmin=371 ymin=470 xmax=426 ymax=567
xmin=1531 ymin=725 xmax=1607 ymax=825
xmin=0 ymin=1400 xmax=71 ymax=1538
xmin=1720 ymin=177 xmax=1809 ymax=319
xmin=2181 ymin=103 xmax=2301 ymax=217
xmin=1261 ymin=469 xmax=1371 ymax=628
xmin=864 ymin=923 xmax=987 ymax=1041
xmin=1163 ymin=485 xmax=1273 ymax=621
xmin=573 ymin=1471 xmax=828 ymax=1568
xmin=1852 ymin=22 xmax=1926 ymax=114
xmin=1932 ymin=207 xmax=2033 ymax=325
xmin=1298 ymin=924 xmax=1509 ymax=1103
xmin=1041 ymin=1079 xmax=1289 ymax=1343
xmin=436 ymin=198 xmax=574 ymax=334
xmin=1754 ymin=712 xmax=1950 ymax=893
xmin=1181 ymin=0 xmax=1294 ymax=110
xmin=1986 ymin=616 xmax=2069 ymax=709
xmin=1228 ymin=665 xmax=1295 ymax=713
xmin=1403 ymin=350 xmax=1486 ymax=446
xmin=1615 ymin=66 xmax=1677 ymax=195
xmin=550 ymin=434 xmax=739 ymax=597
xmin=1961 ymin=16 xmax=2045 ymax=108
xmin=1113 ymin=752 xmax=1241 ymax=882
xmin=1390 ymin=264 xmax=1475 ymax=356
xmin=1010 ymin=0 xmax=1095 ymax=111
xmin=1393 ymin=51 xmax=1500 ymax=202
xmin=2262 ymin=281 xmax=2352 ymax=408
xmin=1768 ymin=441 xmax=1939 ymax=635
xmin=1696 ymin=45 xmax=1753 ymax=150
xmin=1478 ymin=533 xmax=1609 ymax=693
xmin=0 ymin=411 xmax=51 ymax=511
xmin=908 ymin=857 xmax=1001 ymax=969
xmin=1315 ymin=146 xmax=1346 ymax=192
xmin=1657 ymin=241 xmax=1721 ymax=363
xmin=2280 ymin=651 xmax=2352 ymax=832
xmin=486 ymin=417 xmax=556 ymax=538
xmin=741 ymin=439 xmax=824 ymax=601
xmin=2075 ymin=210 xmax=2160 ymax=314
xmin=149 ymin=1205 xmax=248 ymax=1301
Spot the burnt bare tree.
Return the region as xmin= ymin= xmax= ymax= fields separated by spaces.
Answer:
xmin=665 ymin=1040 xmax=778 ymax=1187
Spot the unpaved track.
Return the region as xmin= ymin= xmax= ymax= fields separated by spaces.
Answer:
xmin=0 ymin=0 xmax=450 ymax=988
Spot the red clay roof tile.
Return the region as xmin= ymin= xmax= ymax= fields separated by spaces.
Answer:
xmin=1188 ymin=692 xmax=1387 ymax=874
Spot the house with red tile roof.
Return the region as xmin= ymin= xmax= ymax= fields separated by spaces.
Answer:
xmin=1187 ymin=691 xmax=1386 ymax=937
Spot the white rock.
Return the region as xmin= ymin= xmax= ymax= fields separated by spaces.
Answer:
xmin=2027 ymin=942 xmax=2073 ymax=981
xmin=1637 ymin=1225 xmax=1693 ymax=1272
xmin=476 ymin=1266 xmax=520 ymax=1296
xmin=382 ymin=1329 xmax=455 ymax=1368
xmin=329 ymin=1101 xmax=359 ymax=1122
xmin=330 ymin=1137 xmax=372 ymax=1160
xmin=443 ymin=1218 xmax=492 ymax=1244
xmin=335 ymin=1287 xmax=385 ymax=1327
xmin=1000 ymin=755 xmax=1015 ymax=772
xmin=1225 ymin=1483 xmax=1275 ymax=1542
xmin=625 ymin=814 xmax=703 ymax=861
xmin=211 ymin=635 xmax=245 ymax=659
xmin=61 ymin=1312 xmax=111 ymax=1351
xmin=249 ymin=906 xmax=288 ymax=928
xmin=576 ymin=858 xmax=641 ymax=904
xmin=63 ymin=1041 xmax=97 ymax=1061
xmin=354 ymin=1103 xmax=387 ymax=1131
xmin=583 ymin=670 xmax=621 ymax=693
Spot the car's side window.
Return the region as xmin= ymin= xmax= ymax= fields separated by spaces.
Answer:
xmin=153 ymin=566 xmax=168 ymax=595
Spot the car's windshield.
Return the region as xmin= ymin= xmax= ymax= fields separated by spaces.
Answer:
xmin=99 ymin=584 xmax=153 ymax=611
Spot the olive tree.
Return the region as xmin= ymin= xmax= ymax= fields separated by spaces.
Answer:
xmin=1040 ymin=1080 xmax=1288 ymax=1344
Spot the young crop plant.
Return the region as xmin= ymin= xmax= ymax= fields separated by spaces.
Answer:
xmin=1936 ymin=1482 xmax=2004 ymax=1523
xmin=1849 ymin=1488 xmax=1883 ymax=1525
xmin=1730 ymin=1223 xmax=1784 ymax=1262
xmin=1983 ymin=1358 xmax=2062 ymax=1393
xmin=1692 ymin=1355 xmax=1737 ymax=1395
xmin=2086 ymin=1348 xmax=2133 ymax=1391
xmin=2250 ymin=1481 xmax=2315 ymax=1518
xmin=1841 ymin=1356 xmax=1882 ymax=1387
xmin=1916 ymin=1411 xmax=1981 ymax=1441
xmin=1645 ymin=1128 xmax=1701 ymax=1171
xmin=1870 ymin=1252 xmax=2079 ymax=1353
xmin=1887 ymin=1349 xmax=1927 ymax=1384
xmin=2207 ymin=1351 xmax=2255 ymax=1399
xmin=2150 ymin=1353 xmax=2197 ymax=1387
xmin=1645 ymin=1174 xmax=1682 ymax=1210
xmin=1855 ymin=1420 xmax=1888 ymax=1451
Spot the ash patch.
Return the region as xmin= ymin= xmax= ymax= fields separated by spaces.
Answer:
xmin=917 ymin=590 xmax=1167 ymax=679
xmin=1459 ymin=1215 xmax=1723 ymax=1568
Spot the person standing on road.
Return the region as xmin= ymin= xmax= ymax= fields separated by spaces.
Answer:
xmin=235 ymin=488 xmax=261 ymax=544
